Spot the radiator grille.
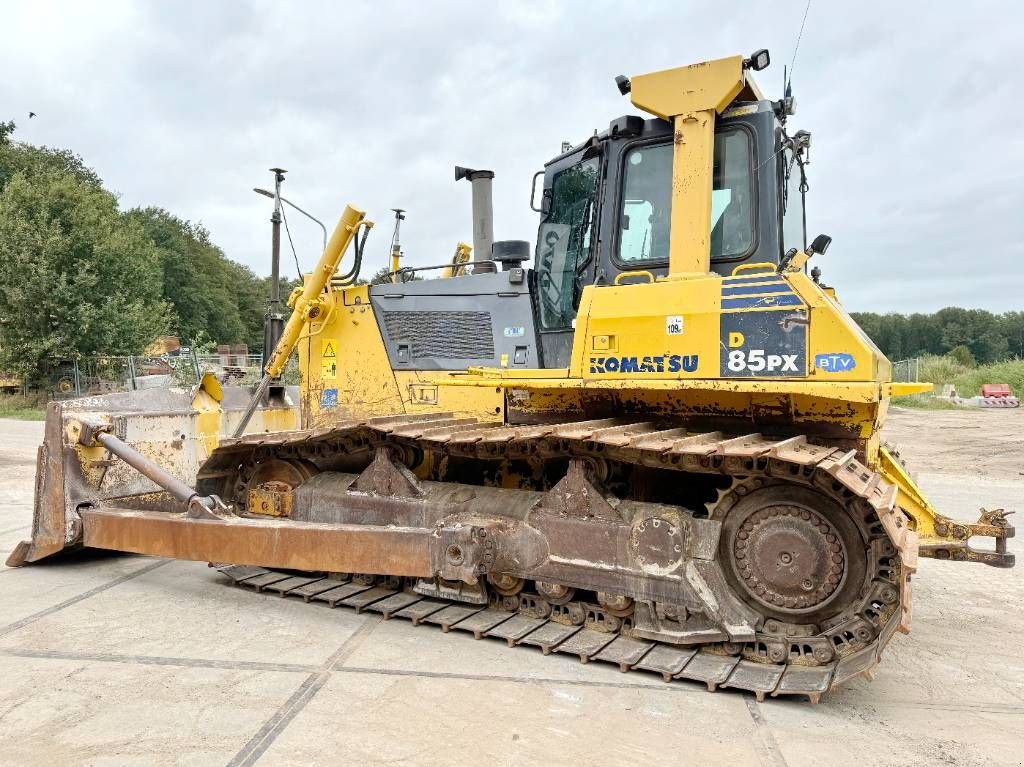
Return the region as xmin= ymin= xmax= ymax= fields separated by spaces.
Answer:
xmin=382 ymin=311 xmax=494 ymax=360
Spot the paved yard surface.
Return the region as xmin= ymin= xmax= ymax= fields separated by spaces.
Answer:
xmin=0 ymin=409 xmax=1021 ymax=766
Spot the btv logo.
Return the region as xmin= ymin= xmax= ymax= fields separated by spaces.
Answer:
xmin=815 ymin=353 xmax=856 ymax=371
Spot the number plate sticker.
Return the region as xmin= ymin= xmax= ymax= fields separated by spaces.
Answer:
xmin=720 ymin=310 xmax=807 ymax=377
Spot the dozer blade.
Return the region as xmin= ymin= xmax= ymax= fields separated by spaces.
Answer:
xmin=7 ymin=378 xmax=298 ymax=567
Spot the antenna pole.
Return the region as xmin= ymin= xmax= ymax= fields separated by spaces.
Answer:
xmin=389 ymin=208 xmax=406 ymax=283
xmin=263 ymin=168 xmax=287 ymax=391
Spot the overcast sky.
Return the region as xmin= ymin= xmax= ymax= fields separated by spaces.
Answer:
xmin=3 ymin=1 xmax=1020 ymax=313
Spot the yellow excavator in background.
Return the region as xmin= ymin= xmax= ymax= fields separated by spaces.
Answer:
xmin=9 ymin=50 xmax=1014 ymax=702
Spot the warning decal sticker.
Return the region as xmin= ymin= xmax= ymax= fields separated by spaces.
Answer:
xmin=322 ymin=340 xmax=338 ymax=379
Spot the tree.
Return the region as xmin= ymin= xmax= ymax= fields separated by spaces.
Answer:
xmin=368 ymin=266 xmax=423 ymax=285
xmin=976 ymin=329 xmax=1009 ymax=363
xmin=0 ymin=126 xmax=301 ymax=374
xmin=368 ymin=266 xmax=393 ymax=285
xmin=127 ymin=208 xmax=301 ymax=353
xmin=852 ymin=308 xmax=1021 ymax=364
xmin=998 ymin=311 xmax=1024 ymax=359
xmin=130 ymin=208 xmax=247 ymax=345
xmin=941 ymin=321 xmax=970 ymax=353
xmin=0 ymin=130 xmax=102 ymax=192
xmin=0 ymin=170 xmax=172 ymax=383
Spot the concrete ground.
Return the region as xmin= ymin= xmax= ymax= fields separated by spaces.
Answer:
xmin=0 ymin=410 xmax=1021 ymax=767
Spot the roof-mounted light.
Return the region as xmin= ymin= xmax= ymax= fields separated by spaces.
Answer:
xmin=743 ymin=49 xmax=770 ymax=71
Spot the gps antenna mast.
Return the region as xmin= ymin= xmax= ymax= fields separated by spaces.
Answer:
xmin=389 ymin=208 xmax=406 ymax=283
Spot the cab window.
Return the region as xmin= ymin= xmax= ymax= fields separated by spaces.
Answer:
xmin=535 ymin=157 xmax=600 ymax=330
xmin=618 ymin=129 xmax=755 ymax=263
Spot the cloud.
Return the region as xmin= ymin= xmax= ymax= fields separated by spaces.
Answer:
xmin=3 ymin=0 xmax=1020 ymax=311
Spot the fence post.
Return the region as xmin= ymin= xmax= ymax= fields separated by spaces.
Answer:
xmin=127 ymin=356 xmax=137 ymax=391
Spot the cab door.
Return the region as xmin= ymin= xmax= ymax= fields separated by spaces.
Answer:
xmin=532 ymin=151 xmax=602 ymax=368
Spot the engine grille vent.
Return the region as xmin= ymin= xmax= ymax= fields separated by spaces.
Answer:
xmin=382 ymin=311 xmax=494 ymax=360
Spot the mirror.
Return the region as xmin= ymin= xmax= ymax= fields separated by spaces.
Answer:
xmin=529 ymin=170 xmax=545 ymax=213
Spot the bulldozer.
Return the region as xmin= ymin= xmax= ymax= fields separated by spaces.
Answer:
xmin=8 ymin=50 xmax=1015 ymax=702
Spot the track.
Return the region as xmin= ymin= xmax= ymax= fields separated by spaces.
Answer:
xmin=214 ymin=561 xmax=901 ymax=703
xmin=204 ymin=414 xmax=918 ymax=702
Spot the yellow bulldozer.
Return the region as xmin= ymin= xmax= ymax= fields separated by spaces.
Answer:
xmin=9 ymin=50 xmax=1014 ymax=702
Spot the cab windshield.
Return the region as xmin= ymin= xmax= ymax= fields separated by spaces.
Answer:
xmin=618 ymin=129 xmax=755 ymax=263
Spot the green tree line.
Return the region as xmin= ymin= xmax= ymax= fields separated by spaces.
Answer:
xmin=851 ymin=309 xmax=1024 ymax=365
xmin=0 ymin=121 xmax=284 ymax=385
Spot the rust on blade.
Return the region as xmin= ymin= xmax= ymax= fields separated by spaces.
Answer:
xmin=78 ymin=507 xmax=434 ymax=576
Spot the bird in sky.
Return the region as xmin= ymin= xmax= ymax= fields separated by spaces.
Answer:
xmin=28 ymin=112 xmax=36 ymax=119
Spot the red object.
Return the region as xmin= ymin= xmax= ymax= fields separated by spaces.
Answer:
xmin=980 ymin=384 xmax=1013 ymax=398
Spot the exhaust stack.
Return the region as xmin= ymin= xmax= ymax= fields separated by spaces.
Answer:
xmin=455 ymin=166 xmax=494 ymax=262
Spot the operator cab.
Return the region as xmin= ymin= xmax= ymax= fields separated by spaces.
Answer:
xmin=532 ymin=98 xmax=808 ymax=366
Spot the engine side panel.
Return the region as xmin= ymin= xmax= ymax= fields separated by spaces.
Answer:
xmin=298 ymin=283 xmax=505 ymax=429
xmin=369 ymin=271 xmax=540 ymax=371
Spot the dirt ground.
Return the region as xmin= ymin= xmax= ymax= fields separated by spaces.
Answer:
xmin=0 ymin=409 xmax=1021 ymax=766
xmin=884 ymin=407 xmax=1024 ymax=481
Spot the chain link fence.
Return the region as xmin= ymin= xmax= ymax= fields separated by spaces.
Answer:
xmin=45 ymin=351 xmax=299 ymax=399
xmin=892 ymin=358 xmax=920 ymax=383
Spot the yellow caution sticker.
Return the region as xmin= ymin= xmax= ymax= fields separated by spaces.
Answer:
xmin=322 ymin=340 xmax=338 ymax=379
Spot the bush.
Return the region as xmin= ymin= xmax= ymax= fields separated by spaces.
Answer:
xmin=947 ymin=345 xmax=976 ymax=367
xmin=917 ymin=354 xmax=970 ymax=388
xmin=917 ymin=353 xmax=1024 ymax=398
xmin=953 ymin=359 xmax=1024 ymax=399
xmin=891 ymin=393 xmax=962 ymax=410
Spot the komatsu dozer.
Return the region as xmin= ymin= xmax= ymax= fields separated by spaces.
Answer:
xmin=10 ymin=50 xmax=1015 ymax=702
